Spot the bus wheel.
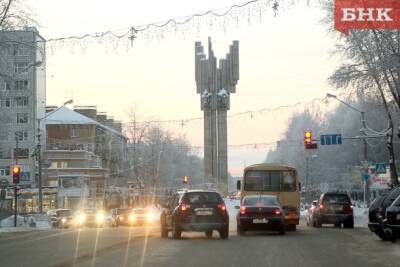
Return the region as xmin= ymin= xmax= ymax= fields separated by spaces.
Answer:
xmin=286 ymin=224 xmax=296 ymax=231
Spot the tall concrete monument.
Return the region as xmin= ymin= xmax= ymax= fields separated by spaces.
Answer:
xmin=195 ymin=38 xmax=239 ymax=193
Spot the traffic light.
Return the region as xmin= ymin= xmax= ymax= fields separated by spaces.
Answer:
xmin=304 ymin=131 xmax=317 ymax=149
xmin=15 ymin=186 xmax=21 ymax=196
xmin=183 ymin=176 xmax=189 ymax=184
xmin=12 ymin=165 xmax=21 ymax=184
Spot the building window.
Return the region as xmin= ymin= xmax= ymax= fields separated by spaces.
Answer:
xmin=15 ymin=96 xmax=29 ymax=107
xmin=70 ymin=127 xmax=77 ymax=138
xmin=13 ymin=44 xmax=30 ymax=56
xmin=4 ymin=81 xmax=11 ymax=91
xmin=0 ymin=166 xmax=10 ymax=176
xmin=14 ymin=62 xmax=29 ymax=73
xmin=17 ymin=113 xmax=28 ymax=123
xmin=14 ymin=80 xmax=28 ymax=90
xmin=0 ymin=98 xmax=11 ymax=108
xmin=15 ymin=131 xmax=29 ymax=141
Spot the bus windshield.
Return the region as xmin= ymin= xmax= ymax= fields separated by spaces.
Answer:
xmin=244 ymin=170 xmax=296 ymax=192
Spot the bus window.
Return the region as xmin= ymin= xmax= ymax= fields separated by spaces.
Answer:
xmin=282 ymin=171 xmax=296 ymax=192
xmin=265 ymin=172 xmax=281 ymax=191
xmin=244 ymin=171 xmax=263 ymax=191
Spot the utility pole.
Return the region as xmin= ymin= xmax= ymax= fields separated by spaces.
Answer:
xmin=305 ymin=156 xmax=309 ymax=204
xmin=14 ymin=134 xmax=18 ymax=227
xmin=361 ymin=111 xmax=370 ymax=206
xmin=37 ymin=118 xmax=43 ymax=214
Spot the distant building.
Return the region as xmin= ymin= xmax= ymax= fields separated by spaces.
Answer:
xmin=42 ymin=106 xmax=128 ymax=210
xmin=0 ymin=27 xmax=46 ymax=188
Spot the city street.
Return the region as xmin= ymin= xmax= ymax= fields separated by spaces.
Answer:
xmin=0 ymin=220 xmax=399 ymax=267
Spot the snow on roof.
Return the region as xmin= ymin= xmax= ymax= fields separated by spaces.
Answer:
xmin=45 ymin=106 xmax=97 ymax=125
xmin=45 ymin=107 xmax=127 ymax=139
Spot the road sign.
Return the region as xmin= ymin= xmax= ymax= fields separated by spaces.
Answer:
xmin=375 ymin=163 xmax=387 ymax=174
xmin=0 ymin=179 xmax=8 ymax=189
xmin=320 ymin=134 xmax=342 ymax=145
xmin=362 ymin=173 xmax=371 ymax=181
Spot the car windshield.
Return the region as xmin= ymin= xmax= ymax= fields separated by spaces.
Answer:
xmin=323 ymin=194 xmax=350 ymax=204
xmin=56 ymin=210 xmax=72 ymax=216
xmin=243 ymin=196 xmax=279 ymax=206
xmin=184 ymin=192 xmax=221 ymax=204
xmin=132 ymin=209 xmax=145 ymax=214
xmin=117 ymin=209 xmax=131 ymax=214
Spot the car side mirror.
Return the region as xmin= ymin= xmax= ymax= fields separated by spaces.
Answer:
xmin=234 ymin=206 xmax=240 ymax=209
xmin=236 ymin=180 xmax=241 ymax=190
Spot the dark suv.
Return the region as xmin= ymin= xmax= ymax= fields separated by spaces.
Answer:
xmin=368 ymin=186 xmax=400 ymax=240
xmin=311 ymin=192 xmax=354 ymax=228
xmin=160 ymin=190 xmax=229 ymax=239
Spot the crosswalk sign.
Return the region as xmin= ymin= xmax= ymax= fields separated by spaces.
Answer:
xmin=375 ymin=163 xmax=387 ymax=174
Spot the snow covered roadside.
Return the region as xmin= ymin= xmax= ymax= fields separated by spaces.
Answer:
xmin=0 ymin=214 xmax=52 ymax=233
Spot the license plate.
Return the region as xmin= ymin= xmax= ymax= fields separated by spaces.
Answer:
xmin=253 ymin=218 xmax=268 ymax=224
xmin=397 ymin=214 xmax=400 ymax=220
xmin=331 ymin=205 xmax=343 ymax=211
xmin=196 ymin=210 xmax=212 ymax=216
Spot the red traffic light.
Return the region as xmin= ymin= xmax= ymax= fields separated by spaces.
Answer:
xmin=304 ymin=131 xmax=312 ymax=144
xmin=12 ymin=165 xmax=21 ymax=184
xmin=304 ymin=131 xmax=317 ymax=149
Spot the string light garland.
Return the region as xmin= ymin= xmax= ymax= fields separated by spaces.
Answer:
xmin=41 ymin=0 xmax=322 ymax=52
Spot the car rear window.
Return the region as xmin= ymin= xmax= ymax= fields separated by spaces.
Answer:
xmin=184 ymin=192 xmax=222 ymax=204
xmin=323 ymin=194 xmax=350 ymax=204
xmin=243 ymin=196 xmax=279 ymax=206
xmin=57 ymin=210 xmax=72 ymax=216
xmin=132 ymin=209 xmax=145 ymax=214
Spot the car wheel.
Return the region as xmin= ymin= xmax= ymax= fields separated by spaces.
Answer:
xmin=279 ymin=225 xmax=285 ymax=235
xmin=343 ymin=218 xmax=354 ymax=229
xmin=376 ymin=230 xmax=389 ymax=241
xmin=205 ymin=230 xmax=213 ymax=238
xmin=219 ymin=226 xmax=229 ymax=239
xmin=286 ymin=224 xmax=296 ymax=231
xmin=237 ymin=223 xmax=245 ymax=235
xmin=172 ymin=221 xmax=181 ymax=239
xmin=161 ymin=222 xmax=168 ymax=238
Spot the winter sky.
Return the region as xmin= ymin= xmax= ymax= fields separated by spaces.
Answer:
xmin=26 ymin=0 xmax=339 ymax=176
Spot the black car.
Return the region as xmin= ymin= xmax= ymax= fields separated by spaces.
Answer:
xmin=236 ymin=195 xmax=285 ymax=235
xmin=160 ymin=190 xmax=229 ymax=239
xmin=311 ymin=192 xmax=354 ymax=228
xmin=111 ymin=208 xmax=132 ymax=227
xmin=47 ymin=209 xmax=73 ymax=228
xmin=384 ymin=194 xmax=400 ymax=241
xmin=368 ymin=186 xmax=400 ymax=240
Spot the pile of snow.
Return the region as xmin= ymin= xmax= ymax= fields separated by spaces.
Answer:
xmin=224 ymin=198 xmax=240 ymax=217
xmin=0 ymin=214 xmax=52 ymax=232
xmin=354 ymin=207 xmax=368 ymax=227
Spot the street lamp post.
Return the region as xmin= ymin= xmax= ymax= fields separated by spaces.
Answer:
xmin=35 ymin=99 xmax=73 ymax=214
xmin=327 ymin=93 xmax=369 ymax=206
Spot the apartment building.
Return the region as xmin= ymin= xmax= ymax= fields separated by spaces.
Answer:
xmin=0 ymin=27 xmax=46 ymax=188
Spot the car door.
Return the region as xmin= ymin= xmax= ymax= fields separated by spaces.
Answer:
xmin=165 ymin=194 xmax=177 ymax=228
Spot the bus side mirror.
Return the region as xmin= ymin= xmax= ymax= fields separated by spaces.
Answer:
xmin=236 ymin=180 xmax=241 ymax=190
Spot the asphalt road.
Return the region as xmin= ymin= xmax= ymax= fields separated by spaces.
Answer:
xmin=0 ymin=221 xmax=399 ymax=267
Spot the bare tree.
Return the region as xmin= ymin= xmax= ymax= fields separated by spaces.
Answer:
xmin=0 ymin=0 xmax=34 ymax=30
xmin=322 ymin=1 xmax=400 ymax=185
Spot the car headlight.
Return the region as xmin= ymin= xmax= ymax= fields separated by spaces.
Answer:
xmin=129 ymin=214 xmax=136 ymax=222
xmin=61 ymin=217 xmax=67 ymax=224
xmin=77 ymin=213 xmax=86 ymax=224
xmin=119 ymin=216 xmax=124 ymax=221
xmin=146 ymin=212 xmax=154 ymax=222
xmin=96 ymin=213 xmax=105 ymax=223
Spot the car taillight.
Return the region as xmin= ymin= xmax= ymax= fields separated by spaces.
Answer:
xmin=274 ymin=209 xmax=281 ymax=215
xmin=218 ymin=203 xmax=227 ymax=212
xmin=240 ymin=206 xmax=246 ymax=215
xmin=180 ymin=203 xmax=191 ymax=212
xmin=319 ymin=204 xmax=324 ymax=210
